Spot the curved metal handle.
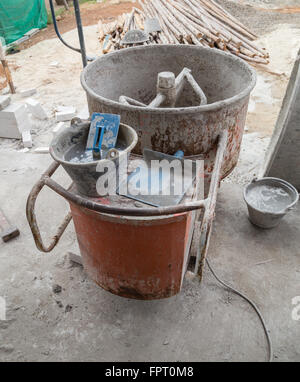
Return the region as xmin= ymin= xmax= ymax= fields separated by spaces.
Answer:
xmin=26 ymin=161 xmax=72 ymax=253
xmin=27 ymin=160 xmax=206 ymax=252
xmin=43 ymin=176 xmax=206 ymax=217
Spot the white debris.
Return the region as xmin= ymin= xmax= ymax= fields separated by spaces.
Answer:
xmin=24 ymin=28 xmax=40 ymax=38
xmin=19 ymin=148 xmax=30 ymax=153
xmin=52 ymin=122 xmax=65 ymax=135
xmin=49 ymin=61 xmax=59 ymax=67
xmin=76 ymin=105 xmax=89 ymax=120
xmin=11 ymin=36 xmax=29 ymax=45
xmin=0 ymin=95 xmax=11 ymax=110
xmin=0 ymin=103 xmax=31 ymax=139
xmin=26 ymin=98 xmax=48 ymax=120
xmin=22 ymin=130 xmax=32 ymax=148
xmin=55 ymin=106 xmax=76 ymax=122
xmin=34 ymin=147 xmax=49 ymax=154
xmin=20 ymin=88 xmax=37 ymax=98
xmin=1 ymin=87 xmax=10 ymax=95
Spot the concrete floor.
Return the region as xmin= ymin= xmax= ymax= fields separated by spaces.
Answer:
xmin=0 ymin=149 xmax=299 ymax=362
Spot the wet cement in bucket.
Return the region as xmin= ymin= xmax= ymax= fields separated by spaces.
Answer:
xmin=64 ymin=141 xmax=127 ymax=164
xmin=246 ymin=184 xmax=292 ymax=213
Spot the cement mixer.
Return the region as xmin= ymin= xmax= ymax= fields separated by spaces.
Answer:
xmin=27 ymin=45 xmax=256 ymax=299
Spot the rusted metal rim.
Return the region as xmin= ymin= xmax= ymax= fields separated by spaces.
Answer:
xmin=81 ymin=45 xmax=256 ymax=114
xmin=49 ymin=121 xmax=138 ymax=168
xmin=44 ymin=176 xmax=207 ymax=217
xmin=26 ymin=160 xmax=206 ymax=253
xmin=26 ymin=131 xmax=228 ymax=255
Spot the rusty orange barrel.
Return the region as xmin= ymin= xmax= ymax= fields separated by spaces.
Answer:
xmin=69 ymin=200 xmax=195 ymax=299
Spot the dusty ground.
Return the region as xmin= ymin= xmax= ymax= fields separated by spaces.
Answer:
xmin=0 ymin=0 xmax=299 ymax=362
xmin=0 ymin=152 xmax=299 ymax=362
xmin=233 ymin=0 xmax=300 ymax=9
xmin=222 ymin=0 xmax=300 ymax=35
xmin=19 ymin=1 xmax=139 ymax=51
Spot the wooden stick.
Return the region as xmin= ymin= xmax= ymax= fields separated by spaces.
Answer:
xmin=0 ymin=41 xmax=15 ymax=94
xmin=178 ymin=0 xmax=267 ymax=58
xmin=97 ymin=20 xmax=105 ymax=41
xmin=156 ymin=0 xmax=189 ymax=41
xmin=203 ymin=0 xmax=257 ymax=38
xmin=198 ymin=0 xmax=256 ymax=39
xmin=171 ymin=0 xmax=220 ymax=42
xmin=101 ymin=0 xmax=269 ymax=63
xmin=0 ymin=208 xmax=20 ymax=243
xmin=148 ymin=0 xmax=177 ymax=43
xmin=135 ymin=12 xmax=144 ymax=30
xmin=189 ymin=0 xmax=256 ymax=41
xmin=103 ymin=40 xmax=113 ymax=54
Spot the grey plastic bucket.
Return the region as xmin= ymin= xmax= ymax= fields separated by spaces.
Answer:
xmin=244 ymin=177 xmax=299 ymax=229
xmin=49 ymin=118 xmax=138 ymax=197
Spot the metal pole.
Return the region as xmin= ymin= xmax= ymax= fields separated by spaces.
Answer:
xmin=73 ymin=0 xmax=87 ymax=67
xmin=49 ymin=0 xmax=81 ymax=53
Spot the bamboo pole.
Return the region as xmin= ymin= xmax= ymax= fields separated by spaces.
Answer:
xmin=203 ymin=0 xmax=257 ymax=38
xmin=97 ymin=0 xmax=268 ymax=63
xmin=149 ymin=0 xmax=178 ymax=43
xmin=188 ymin=0 xmax=256 ymax=41
xmin=170 ymin=0 xmax=220 ymax=42
xmin=97 ymin=20 xmax=105 ymax=41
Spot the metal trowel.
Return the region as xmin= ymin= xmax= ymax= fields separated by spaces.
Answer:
xmin=86 ymin=113 xmax=120 ymax=159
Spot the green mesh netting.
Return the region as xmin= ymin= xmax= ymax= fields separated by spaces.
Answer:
xmin=0 ymin=0 xmax=47 ymax=45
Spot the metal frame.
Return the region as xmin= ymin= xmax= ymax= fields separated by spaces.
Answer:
xmin=49 ymin=0 xmax=87 ymax=67
xmin=26 ymin=161 xmax=72 ymax=252
xmin=26 ymin=131 xmax=228 ymax=277
xmin=120 ymin=68 xmax=207 ymax=108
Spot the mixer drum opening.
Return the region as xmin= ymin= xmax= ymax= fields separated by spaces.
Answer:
xmin=81 ymin=45 xmax=256 ymax=172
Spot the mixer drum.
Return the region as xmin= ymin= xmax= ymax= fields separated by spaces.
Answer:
xmin=81 ymin=45 xmax=256 ymax=178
